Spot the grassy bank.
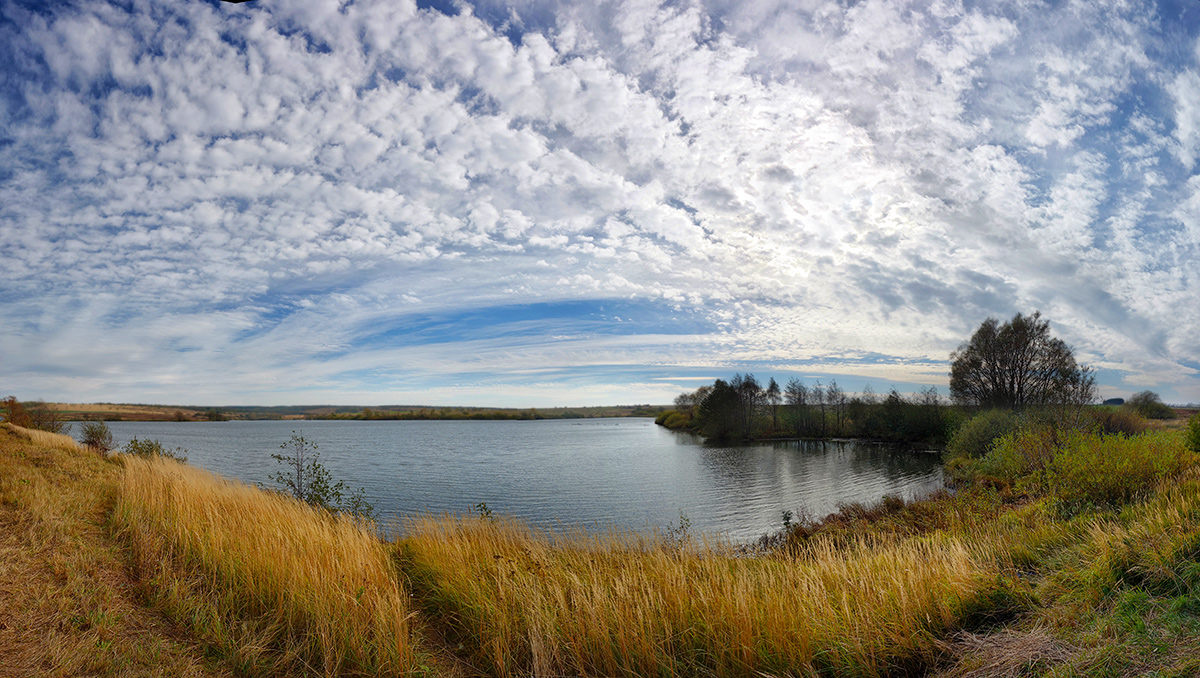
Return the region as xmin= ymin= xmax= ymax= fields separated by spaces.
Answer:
xmin=4 ymin=415 xmax=1200 ymax=676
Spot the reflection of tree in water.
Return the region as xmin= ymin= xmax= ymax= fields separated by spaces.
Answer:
xmin=690 ymin=439 xmax=944 ymax=528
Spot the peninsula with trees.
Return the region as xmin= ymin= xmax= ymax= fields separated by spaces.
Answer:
xmin=657 ymin=312 xmax=1188 ymax=444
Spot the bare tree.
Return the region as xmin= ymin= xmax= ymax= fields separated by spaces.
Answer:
xmin=785 ymin=378 xmax=809 ymax=436
xmin=766 ymin=378 xmax=782 ymax=433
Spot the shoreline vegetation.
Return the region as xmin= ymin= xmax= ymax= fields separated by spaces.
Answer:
xmin=655 ymin=373 xmax=1197 ymax=447
xmin=4 ymin=405 xmax=1200 ymax=676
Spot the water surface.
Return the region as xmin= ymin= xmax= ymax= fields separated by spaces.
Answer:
xmin=103 ymin=418 xmax=943 ymax=542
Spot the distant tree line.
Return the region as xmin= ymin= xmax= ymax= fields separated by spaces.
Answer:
xmin=319 ymin=406 xmax=666 ymax=421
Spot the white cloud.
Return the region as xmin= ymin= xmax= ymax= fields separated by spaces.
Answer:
xmin=0 ymin=0 xmax=1197 ymax=404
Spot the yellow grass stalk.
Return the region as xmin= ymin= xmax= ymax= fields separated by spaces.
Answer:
xmin=398 ymin=515 xmax=1004 ymax=677
xmin=1 ymin=421 xmax=82 ymax=453
xmin=113 ymin=455 xmax=421 ymax=676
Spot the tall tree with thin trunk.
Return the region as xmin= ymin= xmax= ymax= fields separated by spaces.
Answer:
xmin=766 ymin=378 xmax=781 ymax=433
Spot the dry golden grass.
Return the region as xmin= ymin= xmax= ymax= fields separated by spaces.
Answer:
xmin=112 ymin=455 xmax=424 ymax=676
xmin=1 ymin=421 xmax=81 ymax=452
xmin=397 ymin=514 xmax=1009 ymax=677
xmin=0 ymin=425 xmax=223 ymax=677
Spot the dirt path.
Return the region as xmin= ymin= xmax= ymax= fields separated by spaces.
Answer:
xmin=0 ymin=429 xmax=228 ymax=678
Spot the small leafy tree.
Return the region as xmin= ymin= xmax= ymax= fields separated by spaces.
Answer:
xmin=1 ymin=396 xmax=31 ymax=427
xmin=766 ymin=378 xmax=782 ymax=433
xmin=270 ymin=432 xmax=374 ymax=519
xmin=80 ymin=421 xmax=114 ymax=452
xmin=26 ymin=400 xmax=69 ymax=434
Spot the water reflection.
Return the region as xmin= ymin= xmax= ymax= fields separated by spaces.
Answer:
xmin=103 ymin=419 xmax=944 ymax=543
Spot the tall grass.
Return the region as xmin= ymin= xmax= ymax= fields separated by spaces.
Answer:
xmin=397 ymin=515 xmax=1006 ymax=677
xmin=1 ymin=421 xmax=81 ymax=452
xmin=112 ymin=455 xmax=421 ymax=676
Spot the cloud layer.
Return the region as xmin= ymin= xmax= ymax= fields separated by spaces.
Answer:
xmin=1 ymin=0 xmax=1197 ymax=405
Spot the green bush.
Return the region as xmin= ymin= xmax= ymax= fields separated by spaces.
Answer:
xmin=1187 ymin=413 xmax=1200 ymax=455
xmin=946 ymin=409 xmax=1021 ymax=459
xmin=122 ymin=437 xmax=188 ymax=462
xmin=80 ymin=421 xmax=114 ymax=452
xmin=1124 ymin=390 xmax=1176 ymax=420
xmin=975 ymin=424 xmax=1058 ymax=483
xmin=1043 ymin=431 xmax=1195 ymax=507
xmin=270 ymin=432 xmax=374 ymax=519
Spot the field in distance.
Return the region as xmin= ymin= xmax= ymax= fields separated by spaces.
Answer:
xmin=46 ymin=402 xmax=668 ymax=422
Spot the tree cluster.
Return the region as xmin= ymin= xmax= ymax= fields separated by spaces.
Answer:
xmin=662 ymin=375 xmax=949 ymax=444
xmin=661 ymin=312 xmax=1099 ymax=444
xmin=1 ymin=396 xmax=70 ymax=434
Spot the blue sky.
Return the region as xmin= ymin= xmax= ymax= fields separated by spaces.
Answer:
xmin=1 ymin=0 xmax=1198 ymax=406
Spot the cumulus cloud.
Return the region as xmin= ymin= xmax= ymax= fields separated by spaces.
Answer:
xmin=0 ymin=0 xmax=1197 ymax=405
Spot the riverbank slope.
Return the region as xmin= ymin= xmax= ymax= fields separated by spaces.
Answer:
xmin=3 ymin=418 xmax=1200 ymax=676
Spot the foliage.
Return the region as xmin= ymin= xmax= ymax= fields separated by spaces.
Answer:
xmin=122 ymin=437 xmax=187 ymax=462
xmin=1 ymin=396 xmax=69 ymax=434
xmin=1187 ymin=412 xmax=1200 ymax=455
xmin=973 ymin=424 xmax=1060 ymax=484
xmin=1040 ymin=431 xmax=1195 ymax=508
xmin=949 ymin=311 xmax=1096 ymax=408
xmin=694 ymin=378 xmax=742 ymax=439
xmin=654 ymin=409 xmax=692 ymax=430
xmin=1088 ymin=405 xmax=1149 ymax=436
xmin=674 ymin=376 xmax=953 ymax=444
xmin=1124 ymin=390 xmax=1176 ymax=420
xmin=946 ymin=409 xmax=1021 ymax=459
xmin=1 ymin=395 xmax=30 ymax=426
xmin=269 ymin=432 xmax=374 ymax=519
xmin=80 ymin=421 xmax=114 ymax=452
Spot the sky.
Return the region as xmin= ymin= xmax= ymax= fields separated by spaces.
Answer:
xmin=1 ymin=0 xmax=1198 ymax=407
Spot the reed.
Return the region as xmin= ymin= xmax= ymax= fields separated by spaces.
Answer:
xmin=397 ymin=515 xmax=1007 ymax=677
xmin=112 ymin=455 xmax=422 ymax=676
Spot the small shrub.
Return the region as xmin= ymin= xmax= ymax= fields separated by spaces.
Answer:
xmin=80 ymin=421 xmax=114 ymax=452
xmin=1089 ymin=406 xmax=1148 ymax=436
xmin=976 ymin=424 xmax=1058 ymax=484
xmin=122 ymin=437 xmax=187 ymax=462
xmin=1124 ymin=390 xmax=1176 ymax=420
xmin=946 ymin=409 xmax=1021 ymax=459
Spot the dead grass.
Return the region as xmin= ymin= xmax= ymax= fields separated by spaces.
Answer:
xmin=0 ymin=425 xmax=223 ymax=677
xmin=1 ymin=421 xmax=81 ymax=452
xmin=935 ymin=627 xmax=1074 ymax=678
xmin=397 ymin=514 xmax=1009 ymax=678
xmin=112 ymin=455 xmax=425 ymax=676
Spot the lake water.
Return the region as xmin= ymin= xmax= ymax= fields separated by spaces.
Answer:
xmin=102 ymin=418 xmax=944 ymax=543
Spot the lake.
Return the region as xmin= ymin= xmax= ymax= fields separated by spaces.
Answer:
xmin=102 ymin=418 xmax=944 ymax=543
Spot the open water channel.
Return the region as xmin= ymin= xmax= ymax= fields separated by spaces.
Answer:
xmin=104 ymin=418 xmax=944 ymax=543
